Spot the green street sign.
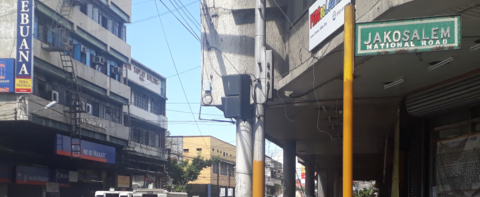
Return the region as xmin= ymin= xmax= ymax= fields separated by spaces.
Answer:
xmin=355 ymin=15 xmax=461 ymax=56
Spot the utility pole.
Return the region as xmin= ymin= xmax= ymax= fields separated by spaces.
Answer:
xmin=236 ymin=120 xmax=253 ymax=197
xmin=343 ymin=4 xmax=354 ymax=197
xmin=253 ymin=0 xmax=266 ymax=196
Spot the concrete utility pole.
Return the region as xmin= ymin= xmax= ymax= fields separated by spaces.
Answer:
xmin=343 ymin=4 xmax=354 ymax=197
xmin=236 ymin=120 xmax=253 ymax=197
xmin=253 ymin=0 xmax=266 ymax=196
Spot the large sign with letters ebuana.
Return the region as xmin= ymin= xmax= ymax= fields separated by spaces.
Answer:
xmin=15 ymin=0 xmax=34 ymax=93
xmin=356 ymin=15 xmax=461 ymax=56
xmin=55 ymin=134 xmax=116 ymax=164
xmin=309 ymin=0 xmax=351 ymax=51
xmin=437 ymin=133 xmax=480 ymax=197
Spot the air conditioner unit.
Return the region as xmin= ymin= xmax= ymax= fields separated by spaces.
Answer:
xmin=85 ymin=103 xmax=92 ymax=114
xmin=80 ymin=45 xmax=86 ymax=53
xmin=111 ymin=67 xmax=122 ymax=74
xmin=51 ymin=90 xmax=59 ymax=102
xmin=92 ymin=56 xmax=105 ymax=64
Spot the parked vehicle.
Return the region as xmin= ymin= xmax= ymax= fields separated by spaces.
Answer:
xmin=95 ymin=190 xmax=133 ymax=197
xmin=132 ymin=188 xmax=187 ymax=197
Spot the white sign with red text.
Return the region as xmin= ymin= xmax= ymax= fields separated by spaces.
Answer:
xmin=309 ymin=0 xmax=351 ymax=51
xmin=124 ymin=64 xmax=162 ymax=94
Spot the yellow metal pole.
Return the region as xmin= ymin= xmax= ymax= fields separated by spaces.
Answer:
xmin=343 ymin=4 xmax=354 ymax=197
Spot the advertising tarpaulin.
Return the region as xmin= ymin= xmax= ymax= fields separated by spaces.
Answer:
xmin=16 ymin=165 xmax=50 ymax=185
xmin=117 ymin=175 xmax=130 ymax=188
xmin=15 ymin=0 xmax=34 ymax=93
xmin=0 ymin=59 xmax=15 ymax=93
xmin=55 ymin=134 xmax=116 ymax=164
xmin=437 ymin=133 xmax=480 ymax=197
xmin=309 ymin=0 xmax=351 ymax=51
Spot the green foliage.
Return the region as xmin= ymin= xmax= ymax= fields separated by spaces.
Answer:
xmin=353 ymin=186 xmax=377 ymax=197
xmin=167 ymin=155 xmax=220 ymax=192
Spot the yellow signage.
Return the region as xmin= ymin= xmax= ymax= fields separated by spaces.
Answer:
xmin=15 ymin=78 xmax=31 ymax=93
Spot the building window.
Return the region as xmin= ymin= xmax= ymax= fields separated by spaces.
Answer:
xmin=212 ymin=148 xmax=214 ymax=151
xmin=90 ymin=101 xmax=99 ymax=117
xmin=132 ymin=124 xmax=161 ymax=147
xmin=213 ymin=162 xmax=219 ymax=174
xmin=134 ymin=90 xmax=149 ymax=111
xmin=229 ymin=165 xmax=234 ymax=177
xmin=221 ymin=163 xmax=227 ymax=175
xmin=150 ymin=99 xmax=162 ymax=115
xmin=183 ymin=149 xmax=189 ymax=153
xmin=197 ymin=148 xmax=202 ymax=151
xmin=36 ymin=79 xmax=48 ymax=100
xmin=100 ymin=14 xmax=108 ymax=29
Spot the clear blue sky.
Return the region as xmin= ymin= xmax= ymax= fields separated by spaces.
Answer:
xmin=127 ymin=0 xmax=279 ymax=156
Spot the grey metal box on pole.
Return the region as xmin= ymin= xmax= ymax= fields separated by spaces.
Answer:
xmin=221 ymin=74 xmax=252 ymax=120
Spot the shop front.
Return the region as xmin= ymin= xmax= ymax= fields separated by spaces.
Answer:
xmin=405 ymin=71 xmax=480 ymax=197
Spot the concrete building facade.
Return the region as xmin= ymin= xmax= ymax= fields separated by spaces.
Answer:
xmin=166 ymin=136 xmax=236 ymax=197
xmin=0 ymin=0 xmax=168 ymax=196
xmin=201 ymin=0 xmax=480 ymax=197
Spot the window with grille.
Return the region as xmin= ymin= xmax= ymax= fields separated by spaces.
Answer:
xmin=134 ymin=90 xmax=149 ymax=111
xmin=151 ymin=99 xmax=166 ymax=115
xmin=132 ymin=124 xmax=161 ymax=147
xmin=221 ymin=163 xmax=227 ymax=175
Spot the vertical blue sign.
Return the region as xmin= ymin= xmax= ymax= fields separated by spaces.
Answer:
xmin=15 ymin=0 xmax=34 ymax=93
xmin=0 ymin=59 xmax=15 ymax=93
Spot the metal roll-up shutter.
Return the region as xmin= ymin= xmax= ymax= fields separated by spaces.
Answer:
xmin=406 ymin=73 xmax=480 ymax=117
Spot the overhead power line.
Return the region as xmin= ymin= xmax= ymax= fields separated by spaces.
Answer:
xmin=153 ymin=0 xmax=210 ymax=150
xmin=156 ymin=0 xmax=200 ymax=41
xmin=129 ymin=0 xmax=199 ymax=24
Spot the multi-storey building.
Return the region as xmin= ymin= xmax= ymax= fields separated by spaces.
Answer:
xmin=0 ymin=0 xmax=168 ymax=196
xmin=166 ymin=136 xmax=236 ymax=197
xmin=201 ymin=0 xmax=480 ymax=197
xmin=265 ymin=156 xmax=283 ymax=197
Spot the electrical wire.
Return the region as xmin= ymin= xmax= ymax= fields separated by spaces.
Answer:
xmin=129 ymin=0 xmax=199 ymax=24
xmin=167 ymin=0 xmax=200 ymax=35
xmin=171 ymin=0 xmax=200 ymax=30
xmin=174 ymin=0 xmax=200 ymax=26
xmin=312 ymin=55 xmax=336 ymax=141
xmin=276 ymin=89 xmax=296 ymax=122
xmin=157 ymin=0 xmax=200 ymax=42
xmin=153 ymin=0 xmax=210 ymax=150
xmin=166 ymin=65 xmax=200 ymax=78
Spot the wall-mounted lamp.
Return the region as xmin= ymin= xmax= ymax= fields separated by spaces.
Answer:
xmin=471 ymin=39 xmax=480 ymax=51
xmin=384 ymin=79 xmax=404 ymax=89
xmin=33 ymin=101 xmax=57 ymax=113
xmin=428 ymin=57 xmax=454 ymax=71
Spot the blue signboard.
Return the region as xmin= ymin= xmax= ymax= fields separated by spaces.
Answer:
xmin=0 ymin=59 xmax=14 ymax=93
xmin=15 ymin=0 xmax=34 ymax=93
xmin=55 ymin=134 xmax=116 ymax=164
xmin=16 ymin=165 xmax=50 ymax=185
xmin=55 ymin=169 xmax=69 ymax=186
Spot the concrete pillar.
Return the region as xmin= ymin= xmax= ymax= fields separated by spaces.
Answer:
xmin=305 ymin=155 xmax=315 ymax=197
xmin=317 ymin=171 xmax=326 ymax=197
xmin=283 ymin=140 xmax=296 ymax=197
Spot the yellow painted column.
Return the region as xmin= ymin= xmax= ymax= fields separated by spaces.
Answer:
xmin=343 ymin=4 xmax=354 ymax=197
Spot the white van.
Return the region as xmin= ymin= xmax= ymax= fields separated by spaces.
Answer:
xmin=132 ymin=188 xmax=187 ymax=197
xmin=95 ymin=190 xmax=133 ymax=197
